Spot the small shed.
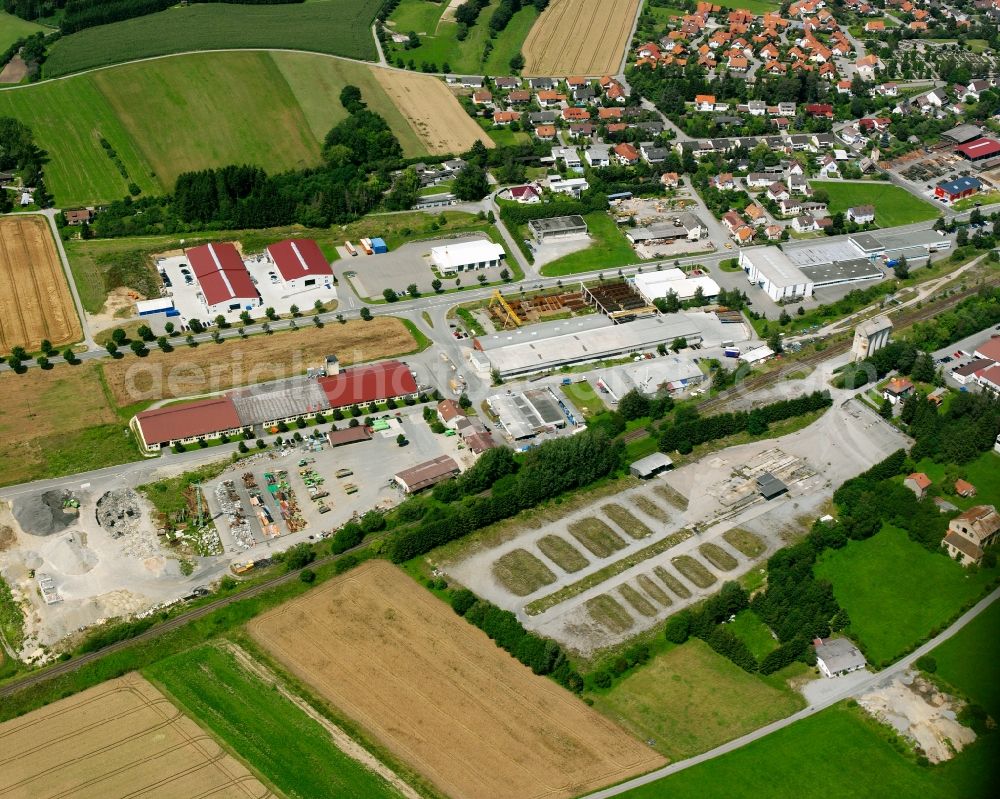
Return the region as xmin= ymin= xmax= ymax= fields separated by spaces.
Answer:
xmin=756 ymin=472 xmax=787 ymax=499
xmin=630 ymin=453 xmax=673 ymax=479
xmin=327 ymin=426 xmax=372 ymax=447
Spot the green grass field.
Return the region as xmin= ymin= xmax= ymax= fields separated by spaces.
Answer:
xmin=145 ymin=644 xmax=404 ymax=799
xmin=0 ymin=51 xmax=425 ymax=205
xmin=561 ymin=380 xmax=606 ymax=418
xmin=590 ymin=639 xmax=803 ymax=760
xmin=539 ymin=212 xmax=644 ymax=276
xmin=911 ymin=451 xmax=1000 ymax=511
xmin=386 ymin=0 xmax=537 ymax=74
xmin=43 ymin=2 xmax=381 ymax=77
xmin=0 ymin=10 xmax=48 ymax=52
xmin=613 ymin=702 xmax=998 ymax=799
xmin=811 ymin=181 xmax=940 ymax=227
xmin=814 ymin=525 xmax=998 ymax=665
xmin=929 ymin=598 xmax=1000 ymax=716
xmin=727 ymin=610 xmax=778 ymax=661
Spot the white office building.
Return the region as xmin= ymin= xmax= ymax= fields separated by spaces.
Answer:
xmin=430 ymin=240 xmax=506 ymax=274
xmin=631 ymin=269 xmax=721 ymax=303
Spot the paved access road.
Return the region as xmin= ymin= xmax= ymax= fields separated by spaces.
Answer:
xmin=580 ymin=586 xmax=1000 ymax=799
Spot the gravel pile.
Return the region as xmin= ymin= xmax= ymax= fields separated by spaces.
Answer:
xmin=13 ymin=490 xmax=78 ymax=536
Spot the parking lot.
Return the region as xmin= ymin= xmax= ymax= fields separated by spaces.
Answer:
xmin=336 ymin=234 xmax=508 ymax=300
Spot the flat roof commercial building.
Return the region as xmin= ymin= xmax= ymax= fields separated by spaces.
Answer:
xmin=848 ymin=230 xmax=951 ymax=260
xmin=477 ymin=315 xmax=708 ymax=378
xmin=593 ymin=357 xmax=704 ymax=401
xmin=630 ymin=269 xmax=721 ymax=303
xmin=738 ymin=247 xmax=814 ymax=301
xmin=430 ymin=240 xmax=506 ymax=274
xmin=798 ymin=258 xmax=884 ymax=287
xmin=187 ymin=242 xmax=261 ymax=317
xmin=394 ymin=455 xmax=460 ymax=493
xmin=528 ymin=215 xmax=588 ymax=243
xmin=487 ymin=389 xmax=567 ymax=439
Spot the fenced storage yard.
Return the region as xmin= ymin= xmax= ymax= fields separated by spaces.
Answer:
xmin=0 ymin=216 xmax=80 ymax=354
xmin=249 ymin=560 xmax=663 ymax=799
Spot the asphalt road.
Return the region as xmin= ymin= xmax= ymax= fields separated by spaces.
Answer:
xmin=579 ymin=586 xmax=1000 ymax=799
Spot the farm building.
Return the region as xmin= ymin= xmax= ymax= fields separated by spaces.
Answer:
xmin=131 ymin=397 xmax=244 ymax=453
xmin=430 ymin=240 xmax=506 ymax=274
xmin=814 ymin=637 xmax=866 ymax=678
xmin=630 ymin=269 xmax=720 ymax=303
xmin=187 ymin=242 xmax=261 ymax=318
xmin=956 ymin=138 xmax=1000 ymax=162
xmin=64 ymin=208 xmax=94 ymax=225
xmin=394 ymin=455 xmax=461 ymax=493
xmin=738 ymin=247 xmax=814 ymax=301
xmin=942 ymin=505 xmax=1000 ymax=566
xmin=487 ymin=389 xmax=567 ymax=439
xmin=629 ymin=453 xmax=673 ymax=479
xmin=935 ymin=176 xmax=982 ymax=203
xmin=265 ymin=239 xmax=334 ymax=291
xmin=528 ymin=215 xmax=589 ymax=243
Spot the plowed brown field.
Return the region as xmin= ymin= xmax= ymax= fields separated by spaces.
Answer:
xmin=0 ymin=215 xmax=80 ymax=354
xmin=522 ymin=0 xmax=641 ymax=76
xmin=0 ymin=673 xmax=275 ymax=799
xmin=249 ymin=560 xmax=664 ymax=799
xmin=373 ymin=69 xmax=492 ymax=154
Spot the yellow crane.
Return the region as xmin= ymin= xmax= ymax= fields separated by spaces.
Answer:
xmin=489 ymin=289 xmax=522 ymax=328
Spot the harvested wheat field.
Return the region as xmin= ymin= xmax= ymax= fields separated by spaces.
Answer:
xmin=0 ymin=673 xmax=275 ymax=799
xmin=101 ymin=317 xmax=416 ymax=405
xmin=522 ymin=0 xmax=641 ymax=76
xmin=0 ymin=216 xmax=80 ymax=354
xmin=373 ymin=69 xmax=492 ymax=154
xmin=249 ymin=560 xmax=663 ymax=799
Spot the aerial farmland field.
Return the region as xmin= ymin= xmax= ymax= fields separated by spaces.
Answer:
xmin=42 ymin=1 xmax=382 ymax=77
xmin=0 ymin=52 xmax=462 ymax=204
xmin=0 ymin=216 xmax=81 ymax=354
xmin=522 ymin=0 xmax=641 ymax=76
xmin=0 ymin=673 xmax=276 ymax=798
xmin=373 ymin=69 xmax=493 ymax=154
xmin=249 ymin=560 xmax=664 ymax=799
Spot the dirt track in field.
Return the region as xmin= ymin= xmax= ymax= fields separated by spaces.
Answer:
xmin=522 ymin=0 xmax=641 ymax=76
xmin=373 ymin=69 xmax=493 ymax=154
xmin=248 ymin=560 xmax=664 ymax=799
xmin=0 ymin=673 xmax=274 ymax=799
xmin=101 ymin=316 xmax=415 ymax=405
xmin=0 ymin=216 xmax=80 ymax=354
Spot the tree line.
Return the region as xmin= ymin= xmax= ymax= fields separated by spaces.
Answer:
xmin=0 ymin=116 xmax=50 ymax=210
xmin=451 ymin=588 xmax=583 ymax=692
xmin=657 ymin=390 xmax=832 ymax=455
xmin=58 ymin=0 xmax=303 ymax=35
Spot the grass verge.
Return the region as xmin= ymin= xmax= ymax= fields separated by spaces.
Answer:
xmin=723 ymin=528 xmax=766 ymax=558
xmin=672 ymin=555 xmax=716 ymax=589
xmin=585 ymin=594 xmax=635 ymax=633
xmin=568 ymin=517 xmax=628 ymax=558
xmin=537 ymin=534 xmax=590 ymax=573
xmin=603 ymin=503 xmax=653 ymax=539
xmin=699 ymin=542 xmax=739 ymax=571
xmin=492 ymin=548 xmax=556 ymax=596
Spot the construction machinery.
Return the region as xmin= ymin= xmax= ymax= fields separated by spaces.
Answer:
xmin=488 ymin=289 xmax=522 ymax=329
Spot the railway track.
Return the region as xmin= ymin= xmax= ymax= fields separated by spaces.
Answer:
xmin=698 ymin=274 xmax=1000 ymax=414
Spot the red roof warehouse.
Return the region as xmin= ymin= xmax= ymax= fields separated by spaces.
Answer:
xmin=133 ymin=397 xmax=243 ymax=448
xmin=319 ymin=361 xmax=417 ymax=408
xmin=187 ymin=242 xmax=259 ymax=309
xmin=266 ymin=239 xmax=333 ymax=283
xmin=956 ymin=138 xmax=1000 ymax=161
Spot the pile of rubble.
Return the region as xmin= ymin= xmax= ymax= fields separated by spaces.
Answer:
xmin=216 ymin=480 xmax=255 ymax=550
xmin=95 ymin=489 xmax=142 ymax=539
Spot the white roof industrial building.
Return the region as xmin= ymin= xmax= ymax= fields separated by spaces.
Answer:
xmin=487 ymin=389 xmax=568 ymax=439
xmin=430 ymin=240 xmax=506 ymax=274
xmin=630 ymin=269 xmax=721 ymax=303
xmin=472 ymin=313 xmax=747 ymax=378
xmin=592 ymin=356 xmax=705 ymax=401
xmin=739 ymin=247 xmax=814 ymax=301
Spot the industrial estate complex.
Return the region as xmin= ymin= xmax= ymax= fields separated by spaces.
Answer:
xmin=0 ymin=2 xmax=997 ymax=799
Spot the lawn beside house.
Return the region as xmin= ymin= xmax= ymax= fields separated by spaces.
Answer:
xmin=811 ymin=181 xmax=940 ymax=227
xmin=814 ymin=525 xmax=999 ymax=666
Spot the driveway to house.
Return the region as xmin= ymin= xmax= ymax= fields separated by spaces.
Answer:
xmin=580 ymin=586 xmax=1000 ymax=799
